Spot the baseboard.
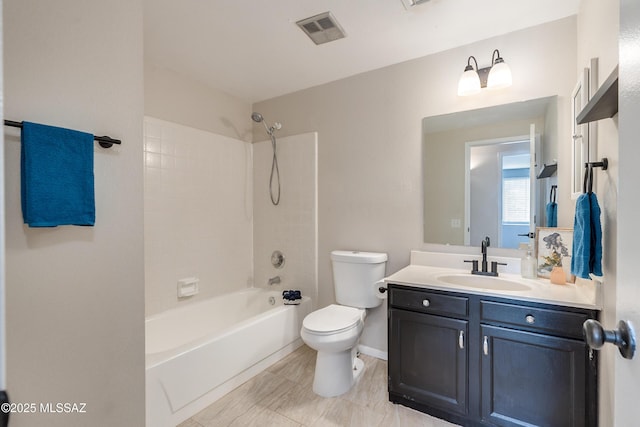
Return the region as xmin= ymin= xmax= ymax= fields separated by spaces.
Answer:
xmin=358 ymin=344 xmax=387 ymax=361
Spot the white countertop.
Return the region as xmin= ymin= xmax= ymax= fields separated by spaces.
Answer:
xmin=384 ymin=251 xmax=601 ymax=310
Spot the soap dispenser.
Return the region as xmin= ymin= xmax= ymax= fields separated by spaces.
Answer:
xmin=520 ymin=244 xmax=537 ymax=279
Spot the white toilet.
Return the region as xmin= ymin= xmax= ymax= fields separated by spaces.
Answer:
xmin=301 ymin=250 xmax=387 ymax=397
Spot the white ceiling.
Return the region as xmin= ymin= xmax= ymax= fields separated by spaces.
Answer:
xmin=144 ymin=0 xmax=579 ymax=104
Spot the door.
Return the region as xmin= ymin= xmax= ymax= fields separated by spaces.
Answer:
xmin=0 ymin=15 xmax=8 ymax=426
xmin=464 ymin=135 xmax=532 ymax=248
xmin=616 ymin=3 xmax=640 ymax=423
xmin=480 ymin=325 xmax=591 ymax=427
xmin=389 ymin=309 xmax=468 ymax=415
xmin=528 ymin=123 xmax=537 ymax=239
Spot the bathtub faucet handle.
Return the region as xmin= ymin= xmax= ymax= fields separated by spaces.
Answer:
xmin=268 ymin=276 xmax=281 ymax=286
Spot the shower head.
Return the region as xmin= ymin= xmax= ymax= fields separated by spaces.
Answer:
xmin=251 ymin=112 xmax=281 ymax=135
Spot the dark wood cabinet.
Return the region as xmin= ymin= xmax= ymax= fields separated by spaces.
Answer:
xmin=481 ymin=325 xmax=590 ymax=426
xmin=389 ymin=308 xmax=468 ymax=415
xmin=388 ymin=283 xmax=599 ymax=427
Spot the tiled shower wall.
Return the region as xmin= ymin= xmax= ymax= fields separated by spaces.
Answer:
xmin=144 ymin=117 xmax=253 ymax=316
xmin=144 ymin=119 xmax=318 ymax=316
xmin=253 ymin=133 xmax=318 ymax=306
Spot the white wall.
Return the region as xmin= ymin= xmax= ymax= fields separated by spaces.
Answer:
xmin=3 ymin=1 xmax=145 ymax=426
xmin=253 ymin=133 xmax=318 ymax=305
xmin=254 ymin=17 xmax=577 ymax=353
xmin=144 ymin=117 xmax=253 ymax=316
xmin=145 ymin=62 xmax=252 ymax=142
xmin=576 ymin=1 xmax=620 ymax=424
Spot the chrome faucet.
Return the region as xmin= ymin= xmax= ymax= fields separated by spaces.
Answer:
xmin=268 ymin=276 xmax=281 ymax=286
xmin=464 ymin=236 xmax=506 ymax=277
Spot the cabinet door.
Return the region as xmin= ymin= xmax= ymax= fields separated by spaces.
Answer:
xmin=389 ymin=308 xmax=468 ymax=415
xmin=480 ymin=325 xmax=589 ymax=427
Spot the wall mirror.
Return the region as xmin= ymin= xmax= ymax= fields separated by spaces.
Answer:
xmin=423 ymin=96 xmax=558 ymax=249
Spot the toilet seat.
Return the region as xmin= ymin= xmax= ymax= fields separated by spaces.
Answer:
xmin=302 ymin=304 xmax=364 ymax=336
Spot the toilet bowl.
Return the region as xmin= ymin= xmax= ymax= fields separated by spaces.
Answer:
xmin=301 ymin=304 xmax=366 ymax=397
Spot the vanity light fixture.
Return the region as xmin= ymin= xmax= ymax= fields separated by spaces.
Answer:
xmin=457 ymin=49 xmax=512 ymax=96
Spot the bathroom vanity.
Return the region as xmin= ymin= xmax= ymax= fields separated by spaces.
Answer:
xmin=385 ymin=252 xmax=600 ymax=427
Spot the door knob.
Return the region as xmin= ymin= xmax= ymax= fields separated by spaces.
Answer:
xmin=583 ymin=319 xmax=636 ymax=360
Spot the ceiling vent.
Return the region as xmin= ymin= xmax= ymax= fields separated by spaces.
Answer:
xmin=296 ymin=12 xmax=346 ymax=45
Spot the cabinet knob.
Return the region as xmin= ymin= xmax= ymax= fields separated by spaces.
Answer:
xmin=525 ymin=315 xmax=535 ymax=324
xmin=422 ymin=299 xmax=430 ymax=307
xmin=483 ymin=336 xmax=489 ymax=356
xmin=458 ymin=331 xmax=465 ymax=349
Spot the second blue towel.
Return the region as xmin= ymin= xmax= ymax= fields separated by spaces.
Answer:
xmin=546 ymin=201 xmax=557 ymax=227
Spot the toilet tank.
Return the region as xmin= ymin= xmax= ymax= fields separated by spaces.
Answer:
xmin=331 ymin=250 xmax=388 ymax=309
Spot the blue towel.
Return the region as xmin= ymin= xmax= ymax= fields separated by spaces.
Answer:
xmin=21 ymin=121 xmax=95 ymax=227
xmin=571 ymin=192 xmax=602 ymax=279
xmin=546 ymin=202 xmax=557 ymax=227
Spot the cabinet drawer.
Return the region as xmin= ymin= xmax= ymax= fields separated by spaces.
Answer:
xmin=390 ymin=287 xmax=468 ymax=317
xmin=480 ymin=301 xmax=590 ymax=339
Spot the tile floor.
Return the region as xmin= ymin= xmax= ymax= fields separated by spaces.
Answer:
xmin=179 ymin=345 xmax=459 ymax=427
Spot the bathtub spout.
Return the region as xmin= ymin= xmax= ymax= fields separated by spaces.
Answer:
xmin=268 ymin=276 xmax=281 ymax=286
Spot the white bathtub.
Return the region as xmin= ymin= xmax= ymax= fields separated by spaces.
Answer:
xmin=145 ymin=288 xmax=312 ymax=427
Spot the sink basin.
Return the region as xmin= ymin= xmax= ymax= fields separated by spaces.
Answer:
xmin=436 ymin=274 xmax=531 ymax=291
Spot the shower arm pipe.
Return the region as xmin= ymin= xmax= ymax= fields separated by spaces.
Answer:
xmin=259 ymin=119 xmax=272 ymax=135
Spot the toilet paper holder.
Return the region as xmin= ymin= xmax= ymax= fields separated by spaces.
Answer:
xmin=375 ymin=280 xmax=388 ymax=300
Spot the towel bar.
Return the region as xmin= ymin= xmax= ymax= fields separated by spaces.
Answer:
xmin=4 ymin=119 xmax=121 ymax=148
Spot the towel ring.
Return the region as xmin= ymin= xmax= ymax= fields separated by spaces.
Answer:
xmin=583 ymin=164 xmax=593 ymax=194
xmin=583 ymin=158 xmax=609 ymax=194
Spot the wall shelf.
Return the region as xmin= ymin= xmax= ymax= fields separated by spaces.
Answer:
xmin=537 ymin=163 xmax=557 ymax=179
xmin=577 ymin=65 xmax=618 ymax=124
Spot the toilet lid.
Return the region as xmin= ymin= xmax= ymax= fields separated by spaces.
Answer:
xmin=303 ymin=304 xmax=364 ymax=334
